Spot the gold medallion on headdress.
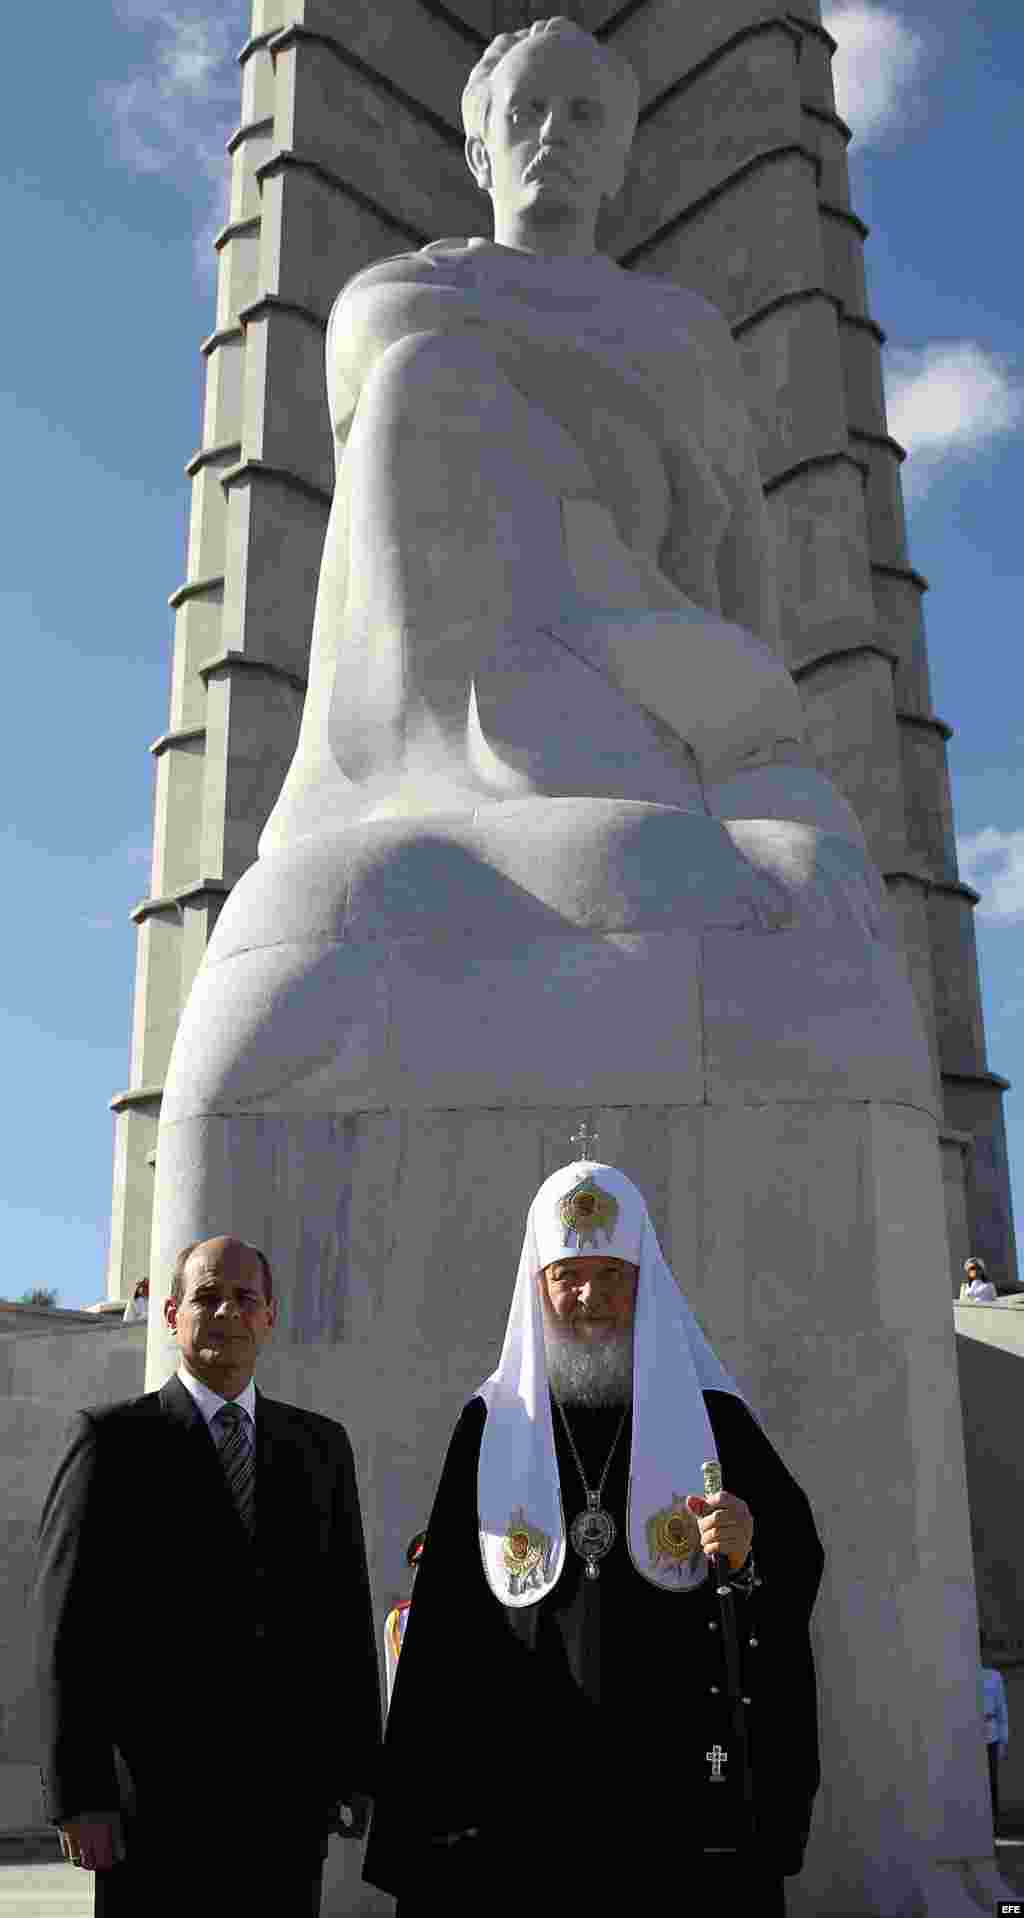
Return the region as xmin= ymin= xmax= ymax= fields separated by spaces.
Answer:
xmin=646 ymin=1495 xmax=701 ymax=1577
xmin=557 ymin=1174 xmax=619 ymax=1250
xmin=502 ymin=1508 xmax=550 ymax=1599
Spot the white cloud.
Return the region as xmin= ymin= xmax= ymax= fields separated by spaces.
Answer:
xmin=958 ymin=829 xmax=1024 ymax=925
xmin=161 ymin=14 xmax=227 ymax=92
xmin=884 ymin=341 xmax=1023 ymax=495
xmin=99 ymin=6 xmax=248 ymax=273
xmin=822 ymin=4 xmax=926 ymax=143
xmin=886 ymin=343 xmax=1022 ymax=455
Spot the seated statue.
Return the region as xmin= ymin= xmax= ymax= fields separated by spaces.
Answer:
xmin=262 ymin=15 xmax=864 ymax=857
xmin=163 ymin=15 xmax=930 ymax=1129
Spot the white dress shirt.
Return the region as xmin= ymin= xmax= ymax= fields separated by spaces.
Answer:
xmin=176 ymin=1363 xmax=256 ymax=1433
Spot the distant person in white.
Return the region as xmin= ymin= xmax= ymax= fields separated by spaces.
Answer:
xmin=121 ymin=1278 xmax=149 ymax=1324
xmin=960 ymin=1256 xmax=997 ymax=1302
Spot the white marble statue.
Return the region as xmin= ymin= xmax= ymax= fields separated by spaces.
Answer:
xmin=155 ymin=11 xmax=927 ymax=1141
xmin=262 ymin=15 xmax=862 ymax=856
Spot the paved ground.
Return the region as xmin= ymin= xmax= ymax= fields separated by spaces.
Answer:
xmin=0 ymin=1864 xmax=92 ymax=1915
xmin=0 ymin=1838 xmax=1022 ymax=1914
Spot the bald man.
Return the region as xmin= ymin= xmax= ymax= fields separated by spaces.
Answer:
xmin=33 ymin=1238 xmax=380 ymax=1916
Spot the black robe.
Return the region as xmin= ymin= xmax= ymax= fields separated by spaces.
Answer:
xmin=364 ymin=1390 xmax=824 ymax=1899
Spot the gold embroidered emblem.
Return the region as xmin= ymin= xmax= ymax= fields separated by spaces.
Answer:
xmin=556 ymin=1175 xmax=619 ymax=1250
xmin=502 ymin=1508 xmax=550 ymax=1598
xmin=647 ymin=1495 xmax=701 ymax=1575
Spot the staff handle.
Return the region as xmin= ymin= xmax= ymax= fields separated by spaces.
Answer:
xmin=701 ymin=1460 xmax=734 ymax=1595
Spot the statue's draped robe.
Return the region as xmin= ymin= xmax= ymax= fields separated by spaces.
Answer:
xmin=362 ymin=1390 xmax=824 ymax=1902
xmin=263 ymin=240 xmax=862 ymax=854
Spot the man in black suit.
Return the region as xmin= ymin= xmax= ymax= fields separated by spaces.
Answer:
xmin=33 ymin=1236 xmax=381 ymax=1915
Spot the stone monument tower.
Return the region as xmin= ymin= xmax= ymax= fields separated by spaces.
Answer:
xmin=113 ymin=4 xmax=1014 ymax=1914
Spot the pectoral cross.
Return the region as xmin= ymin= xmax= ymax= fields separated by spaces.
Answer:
xmin=569 ymin=1118 xmax=599 ymax=1160
xmin=706 ymin=1743 xmax=728 ymax=1784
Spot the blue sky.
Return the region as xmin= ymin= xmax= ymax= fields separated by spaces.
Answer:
xmin=1 ymin=3 xmax=1020 ymax=1308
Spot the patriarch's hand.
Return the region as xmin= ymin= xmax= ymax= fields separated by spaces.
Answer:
xmin=686 ymin=1490 xmax=754 ymax=1572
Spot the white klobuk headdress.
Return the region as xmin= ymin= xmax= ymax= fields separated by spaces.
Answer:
xmin=477 ymin=1160 xmax=751 ymax=1606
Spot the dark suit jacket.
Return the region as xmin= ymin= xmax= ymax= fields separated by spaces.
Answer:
xmin=33 ymin=1376 xmax=381 ymax=1832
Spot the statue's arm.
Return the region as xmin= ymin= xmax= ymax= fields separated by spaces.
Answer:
xmin=663 ymin=298 xmax=781 ymax=654
xmin=653 ymin=294 xmax=869 ymax=849
xmin=704 ymin=307 xmax=780 ymax=651
xmin=325 ymin=251 xmax=493 ymax=441
xmin=324 ymin=255 xmax=428 ymax=441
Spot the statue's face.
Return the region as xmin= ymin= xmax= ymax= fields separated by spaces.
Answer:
xmin=469 ymin=34 xmax=631 ymax=234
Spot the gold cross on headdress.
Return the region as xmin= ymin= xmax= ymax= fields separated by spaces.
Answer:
xmin=569 ymin=1118 xmax=599 ymax=1161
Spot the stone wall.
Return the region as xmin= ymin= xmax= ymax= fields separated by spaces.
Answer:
xmin=0 ymin=1308 xmax=145 ymax=1833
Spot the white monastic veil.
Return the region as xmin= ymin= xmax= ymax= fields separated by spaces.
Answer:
xmin=476 ymin=1161 xmax=753 ymax=1606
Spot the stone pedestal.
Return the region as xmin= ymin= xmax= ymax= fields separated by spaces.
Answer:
xmin=145 ymin=796 xmax=1003 ymax=1912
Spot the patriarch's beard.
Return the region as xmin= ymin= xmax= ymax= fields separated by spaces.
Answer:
xmin=543 ymin=1324 xmax=634 ymax=1408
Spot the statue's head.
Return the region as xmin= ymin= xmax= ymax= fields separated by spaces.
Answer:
xmin=462 ymin=18 xmax=639 ymax=246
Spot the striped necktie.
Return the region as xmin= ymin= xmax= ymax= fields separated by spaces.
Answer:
xmin=213 ymin=1402 xmax=255 ymax=1538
